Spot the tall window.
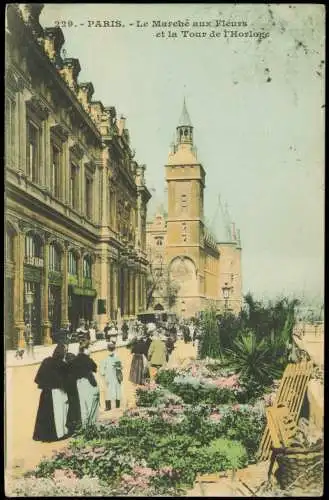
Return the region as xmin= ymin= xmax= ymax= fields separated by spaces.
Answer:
xmin=68 ymin=251 xmax=78 ymax=275
xmin=5 ymin=97 xmax=16 ymax=163
xmin=85 ymin=175 xmax=93 ymax=220
xmin=49 ymin=243 xmax=61 ymax=272
xmin=26 ymin=121 xmax=40 ymax=183
xmin=25 ymin=233 xmax=43 ymax=266
xmin=83 ymin=256 xmax=92 ymax=278
xmin=6 ymin=228 xmax=15 ymax=262
xmin=69 ymin=163 xmax=79 ymax=210
xmin=51 ymin=144 xmax=61 ymax=198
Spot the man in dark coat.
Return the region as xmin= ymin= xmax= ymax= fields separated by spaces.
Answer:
xmin=165 ymin=332 xmax=175 ymax=361
xmin=121 ymin=321 xmax=129 ymax=341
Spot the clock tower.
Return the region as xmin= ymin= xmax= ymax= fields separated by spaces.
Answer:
xmin=165 ymin=99 xmax=206 ymax=317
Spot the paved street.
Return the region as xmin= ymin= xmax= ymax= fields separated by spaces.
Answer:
xmin=5 ymin=340 xmax=197 ymax=479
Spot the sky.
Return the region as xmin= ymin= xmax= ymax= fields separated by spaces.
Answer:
xmin=40 ymin=4 xmax=325 ymax=304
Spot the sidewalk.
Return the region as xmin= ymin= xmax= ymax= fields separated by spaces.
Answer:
xmin=6 ymin=336 xmax=132 ymax=368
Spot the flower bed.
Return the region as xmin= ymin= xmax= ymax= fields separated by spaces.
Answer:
xmin=15 ymin=358 xmax=268 ymax=496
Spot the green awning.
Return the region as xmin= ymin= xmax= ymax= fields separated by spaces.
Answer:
xmin=72 ymin=286 xmax=97 ymax=297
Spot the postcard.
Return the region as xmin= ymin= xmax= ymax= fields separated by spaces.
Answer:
xmin=5 ymin=3 xmax=324 ymax=497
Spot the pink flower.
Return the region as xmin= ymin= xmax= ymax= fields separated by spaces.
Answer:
xmin=209 ymin=413 xmax=223 ymax=422
xmin=122 ymin=473 xmax=150 ymax=488
xmin=53 ymin=468 xmax=77 ymax=481
xmin=133 ymin=465 xmax=157 ymax=478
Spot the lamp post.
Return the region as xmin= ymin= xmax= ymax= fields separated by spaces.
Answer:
xmin=222 ymin=283 xmax=231 ymax=314
xmin=25 ymin=290 xmax=34 ymax=357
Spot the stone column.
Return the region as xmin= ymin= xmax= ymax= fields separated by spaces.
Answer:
xmin=126 ymin=269 xmax=130 ymax=316
xmin=18 ymin=92 xmax=27 ymax=174
xmin=42 ymin=118 xmax=51 ymax=188
xmin=78 ymin=252 xmax=84 ymax=287
xmin=140 ymin=273 xmax=144 ymax=311
xmin=80 ymin=162 xmax=85 ymax=214
xmin=99 ymin=252 xmax=109 ymax=329
xmin=113 ymin=262 xmax=118 ymax=316
xmin=117 ymin=265 xmax=122 ymax=315
xmin=134 ymin=271 xmax=139 ymax=314
xmin=60 ymin=245 xmax=69 ymax=327
xmin=42 ymin=241 xmax=52 ymax=344
xmin=101 ymin=166 xmax=108 ymax=226
xmin=130 ymin=269 xmax=135 ymax=316
xmin=62 ymin=140 xmax=69 ymax=203
xmin=15 ymin=231 xmax=26 ymax=348
xmin=124 ymin=267 xmax=129 ymax=317
xmin=11 ymin=92 xmax=19 ymax=170
xmin=109 ymin=259 xmax=113 ymax=319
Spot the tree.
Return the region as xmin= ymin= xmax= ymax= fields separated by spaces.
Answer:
xmin=199 ymin=306 xmax=223 ymax=360
xmin=145 ymin=261 xmax=179 ymax=311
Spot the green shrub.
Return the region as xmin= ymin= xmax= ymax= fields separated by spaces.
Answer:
xmin=199 ymin=307 xmax=223 ymax=359
xmin=155 ymin=369 xmax=178 ymax=390
xmin=224 ymin=329 xmax=283 ymax=387
xmin=135 ymin=386 xmax=182 ymax=407
xmin=148 ymin=436 xmax=248 ymax=487
xmin=170 ymin=382 xmax=237 ymax=405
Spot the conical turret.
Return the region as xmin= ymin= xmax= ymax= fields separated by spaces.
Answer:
xmin=176 ymin=97 xmax=193 ymax=145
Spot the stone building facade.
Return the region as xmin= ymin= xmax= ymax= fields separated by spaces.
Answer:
xmin=5 ymin=4 xmax=151 ymax=349
xmin=146 ymin=100 xmax=242 ymax=318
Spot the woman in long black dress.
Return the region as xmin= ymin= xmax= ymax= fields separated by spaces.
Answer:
xmin=129 ymin=335 xmax=149 ymax=385
xmin=33 ymin=344 xmax=69 ymax=442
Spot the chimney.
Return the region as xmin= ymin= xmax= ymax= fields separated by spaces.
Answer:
xmin=89 ymin=101 xmax=105 ymax=125
xmin=19 ymin=4 xmax=44 ymax=42
xmin=77 ymin=82 xmax=94 ymax=111
xmin=60 ymin=58 xmax=81 ymax=93
xmin=135 ymin=164 xmax=146 ymax=187
xmin=43 ymin=27 xmax=65 ymax=67
xmin=117 ymin=115 xmax=126 ymax=136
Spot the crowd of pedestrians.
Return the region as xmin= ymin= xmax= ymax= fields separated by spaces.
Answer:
xmin=32 ymin=316 xmax=202 ymax=443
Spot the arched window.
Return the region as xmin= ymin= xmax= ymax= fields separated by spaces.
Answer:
xmin=25 ymin=232 xmax=43 ymax=266
xmin=6 ymin=227 xmax=15 ymax=262
xmin=68 ymin=251 xmax=78 ymax=275
xmin=155 ymin=237 xmax=163 ymax=247
xmin=83 ymin=255 xmax=92 ymax=279
xmin=49 ymin=243 xmax=61 ymax=272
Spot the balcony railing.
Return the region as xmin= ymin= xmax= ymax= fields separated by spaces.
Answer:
xmin=24 ymin=256 xmax=44 ymax=268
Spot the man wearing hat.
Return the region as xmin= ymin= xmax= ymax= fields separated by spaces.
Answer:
xmin=147 ymin=323 xmax=167 ymax=380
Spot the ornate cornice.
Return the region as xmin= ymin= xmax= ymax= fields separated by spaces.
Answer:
xmin=26 ymin=94 xmax=50 ymax=119
xmin=50 ymin=123 xmax=69 ymax=142
xmin=5 ymin=66 xmax=25 ymax=93
xmin=69 ymin=142 xmax=85 ymax=160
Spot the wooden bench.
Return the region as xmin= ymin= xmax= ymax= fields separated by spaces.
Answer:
xmin=266 ymin=404 xmax=298 ymax=449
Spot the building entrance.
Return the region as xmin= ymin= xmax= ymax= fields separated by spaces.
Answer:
xmin=24 ymin=281 xmax=42 ymax=345
xmin=49 ymin=285 xmax=61 ymax=336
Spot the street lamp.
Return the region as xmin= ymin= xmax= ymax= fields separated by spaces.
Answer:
xmin=222 ymin=283 xmax=231 ymax=313
xmin=25 ymin=290 xmax=34 ymax=357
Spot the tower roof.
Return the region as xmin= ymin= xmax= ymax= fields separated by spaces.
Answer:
xmin=210 ymin=197 xmax=233 ymax=243
xmin=178 ymin=98 xmax=192 ymax=127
